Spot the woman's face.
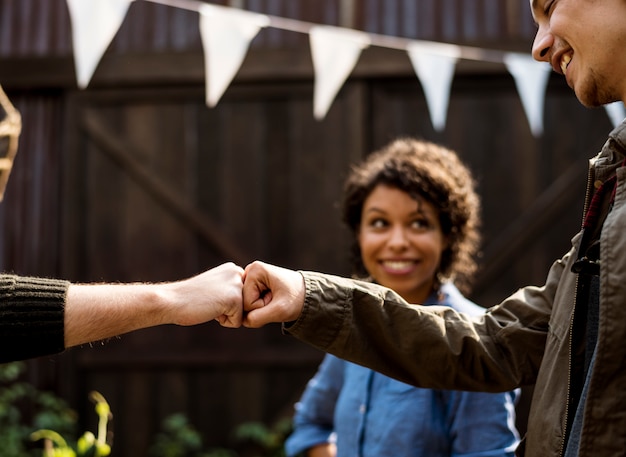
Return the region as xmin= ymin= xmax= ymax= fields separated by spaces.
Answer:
xmin=357 ymin=184 xmax=446 ymax=304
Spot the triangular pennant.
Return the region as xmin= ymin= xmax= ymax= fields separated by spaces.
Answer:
xmin=199 ymin=4 xmax=269 ymax=107
xmin=309 ymin=26 xmax=370 ymax=120
xmin=604 ymin=101 xmax=626 ymax=128
xmin=503 ymin=53 xmax=551 ymax=137
xmin=407 ymin=42 xmax=460 ymax=132
xmin=66 ymin=0 xmax=133 ymax=89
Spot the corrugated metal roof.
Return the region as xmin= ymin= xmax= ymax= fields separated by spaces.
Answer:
xmin=0 ymin=0 xmax=536 ymax=58
xmin=0 ymin=0 xmax=73 ymax=56
xmin=354 ymin=0 xmax=536 ymax=42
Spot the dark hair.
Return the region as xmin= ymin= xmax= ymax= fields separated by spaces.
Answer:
xmin=341 ymin=137 xmax=481 ymax=295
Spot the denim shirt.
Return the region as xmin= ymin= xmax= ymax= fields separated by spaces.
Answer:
xmin=284 ymin=283 xmax=520 ymax=457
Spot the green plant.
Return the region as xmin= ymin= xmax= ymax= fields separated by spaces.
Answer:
xmin=150 ymin=413 xmax=236 ymax=457
xmin=0 ymin=362 xmax=77 ymax=457
xmin=1 ymin=362 xmax=292 ymax=457
xmin=31 ymin=390 xmax=112 ymax=457
xmin=232 ymin=419 xmax=291 ymax=457
xmin=150 ymin=414 xmax=292 ymax=457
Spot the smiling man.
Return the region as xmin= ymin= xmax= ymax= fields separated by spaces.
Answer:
xmin=532 ymin=0 xmax=626 ymax=108
xmin=241 ymin=0 xmax=626 ymax=455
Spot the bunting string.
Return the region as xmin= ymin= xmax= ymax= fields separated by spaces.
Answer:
xmin=148 ymin=0 xmax=510 ymax=62
xmin=62 ymin=0 xmax=624 ymax=135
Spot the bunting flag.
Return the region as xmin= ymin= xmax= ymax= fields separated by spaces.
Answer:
xmin=199 ymin=4 xmax=269 ymax=107
xmin=504 ymin=53 xmax=552 ymax=136
xmin=309 ymin=26 xmax=370 ymax=120
xmin=604 ymin=101 xmax=626 ymax=128
xmin=407 ymin=42 xmax=460 ymax=132
xmin=66 ymin=0 xmax=133 ymax=89
xmin=59 ymin=0 xmax=574 ymax=138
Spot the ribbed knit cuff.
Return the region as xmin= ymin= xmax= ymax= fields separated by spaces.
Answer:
xmin=0 ymin=274 xmax=69 ymax=362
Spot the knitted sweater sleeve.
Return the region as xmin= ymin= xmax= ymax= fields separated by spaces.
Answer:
xmin=0 ymin=274 xmax=69 ymax=362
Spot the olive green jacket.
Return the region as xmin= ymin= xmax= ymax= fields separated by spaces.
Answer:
xmin=286 ymin=121 xmax=626 ymax=457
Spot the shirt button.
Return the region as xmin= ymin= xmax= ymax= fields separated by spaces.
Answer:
xmin=359 ymin=404 xmax=366 ymax=414
xmin=594 ymin=180 xmax=603 ymax=189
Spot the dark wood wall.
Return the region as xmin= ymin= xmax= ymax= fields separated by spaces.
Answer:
xmin=0 ymin=0 xmax=617 ymax=455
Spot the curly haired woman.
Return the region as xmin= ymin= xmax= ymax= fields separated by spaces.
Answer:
xmin=284 ymin=137 xmax=520 ymax=457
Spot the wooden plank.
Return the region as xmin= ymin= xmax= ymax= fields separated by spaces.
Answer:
xmin=74 ymin=340 xmax=324 ymax=368
xmin=0 ymin=47 xmax=517 ymax=90
xmin=473 ymin=160 xmax=588 ymax=296
xmin=81 ymin=109 xmax=250 ymax=265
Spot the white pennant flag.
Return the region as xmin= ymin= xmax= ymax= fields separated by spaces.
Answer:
xmin=309 ymin=26 xmax=370 ymax=120
xmin=66 ymin=0 xmax=133 ymax=89
xmin=199 ymin=5 xmax=269 ymax=107
xmin=504 ymin=53 xmax=551 ymax=137
xmin=604 ymin=101 xmax=626 ymax=128
xmin=407 ymin=42 xmax=460 ymax=132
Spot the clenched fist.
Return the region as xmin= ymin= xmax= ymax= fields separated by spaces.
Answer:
xmin=242 ymin=261 xmax=306 ymax=328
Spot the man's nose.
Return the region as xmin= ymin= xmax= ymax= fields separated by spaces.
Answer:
xmin=532 ymin=26 xmax=552 ymax=62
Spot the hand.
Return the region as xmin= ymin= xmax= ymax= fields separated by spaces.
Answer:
xmin=242 ymin=261 xmax=305 ymax=328
xmin=164 ymin=262 xmax=244 ymax=328
xmin=307 ymin=443 xmax=337 ymax=457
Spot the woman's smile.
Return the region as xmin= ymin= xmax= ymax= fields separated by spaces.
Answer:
xmin=379 ymin=259 xmax=420 ymax=275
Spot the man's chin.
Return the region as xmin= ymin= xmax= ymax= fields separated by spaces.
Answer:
xmin=574 ymin=91 xmax=604 ymax=109
xmin=574 ymin=83 xmax=618 ymax=108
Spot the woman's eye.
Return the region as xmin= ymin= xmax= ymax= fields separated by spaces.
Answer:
xmin=411 ymin=219 xmax=430 ymax=230
xmin=544 ymin=0 xmax=555 ymax=15
xmin=369 ymin=218 xmax=387 ymax=229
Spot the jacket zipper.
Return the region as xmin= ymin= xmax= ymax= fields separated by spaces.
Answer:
xmin=559 ymin=161 xmax=595 ymax=457
xmin=560 ymin=279 xmax=576 ymax=457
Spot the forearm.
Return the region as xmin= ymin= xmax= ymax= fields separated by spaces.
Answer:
xmin=65 ymin=262 xmax=245 ymax=347
xmin=286 ymin=271 xmax=539 ymax=391
xmin=0 ymin=263 xmax=243 ymax=361
xmin=64 ymin=282 xmax=170 ymax=348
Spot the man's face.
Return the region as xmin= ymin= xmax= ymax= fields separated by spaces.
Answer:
xmin=530 ymin=0 xmax=626 ymax=107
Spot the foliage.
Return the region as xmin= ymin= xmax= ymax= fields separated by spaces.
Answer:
xmin=31 ymin=390 xmax=113 ymax=457
xmin=0 ymin=362 xmax=291 ymax=457
xmin=232 ymin=418 xmax=291 ymax=457
xmin=0 ymin=362 xmax=76 ymax=457
xmin=150 ymin=414 xmax=292 ymax=457
xmin=149 ymin=413 xmax=224 ymax=457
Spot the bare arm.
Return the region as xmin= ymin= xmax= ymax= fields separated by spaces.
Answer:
xmin=65 ymin=262 xmax=244 ymax=348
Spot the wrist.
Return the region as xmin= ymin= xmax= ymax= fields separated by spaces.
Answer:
xmin=150 ymin=282 xmax=179 ymax=326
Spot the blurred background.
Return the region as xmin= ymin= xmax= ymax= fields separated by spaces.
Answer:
xmin=0 ymin=0 xmax=615 ymax=455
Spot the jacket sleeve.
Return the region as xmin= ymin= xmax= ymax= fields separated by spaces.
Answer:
xmin=444 ymin=388 xmax=520 ymax=457
xmin=284 ymin=354 xmax=344 ymax=457
xmin=285 ymin=250 xmax=569 ymax=392
xmin=0 ymin=274 xmax=69 ymax=362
